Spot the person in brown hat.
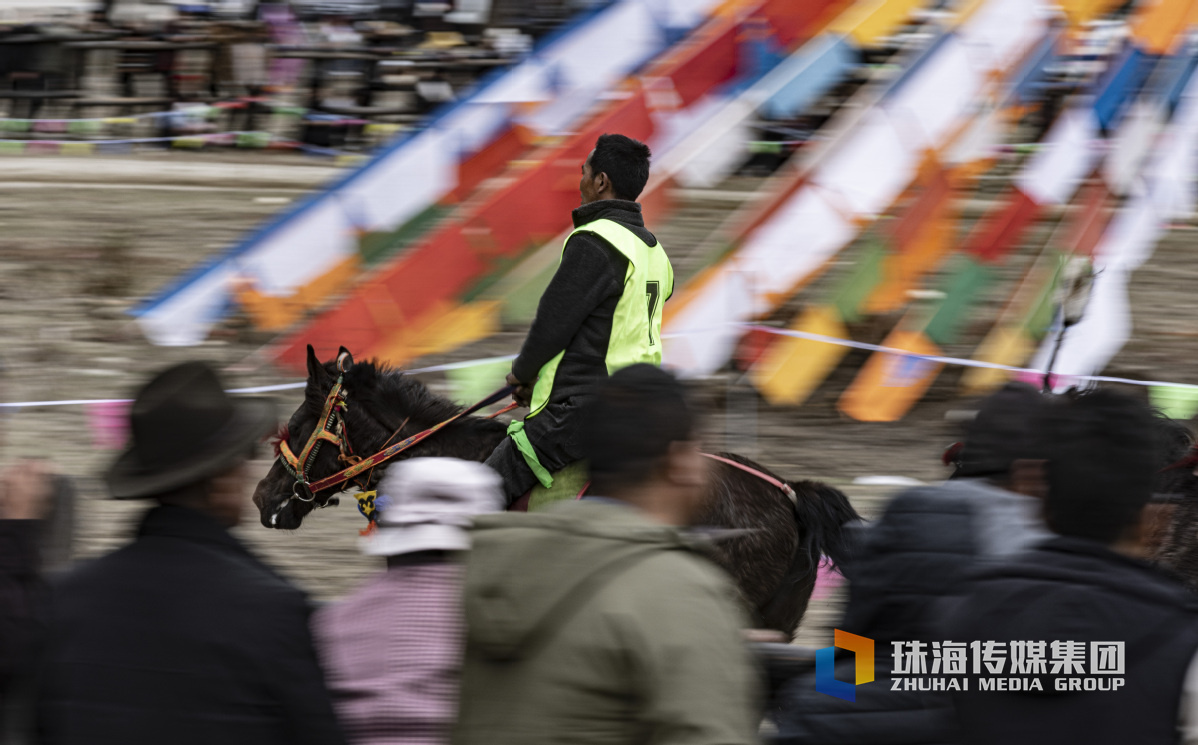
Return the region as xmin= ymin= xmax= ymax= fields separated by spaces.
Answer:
xmin=33 ymin=361 xmax=346 ymax=745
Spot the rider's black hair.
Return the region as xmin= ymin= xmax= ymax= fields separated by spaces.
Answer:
xmin=581 ymin=364 xmax=694 ymax=495
xmin=588 ymin=133 xmax=652 ymax=201
xmin=1041 ymin=388 xmax=1157 ymax=545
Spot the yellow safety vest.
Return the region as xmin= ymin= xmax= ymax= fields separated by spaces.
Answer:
xmin=508 ymin=218 xmax=674 ymax=486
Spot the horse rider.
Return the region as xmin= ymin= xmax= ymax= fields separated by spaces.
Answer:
xmin=484 ymin=133 xmax=674 ymax=505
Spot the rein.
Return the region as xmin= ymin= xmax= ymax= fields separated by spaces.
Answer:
xmin=275 ymin=352 xmax=516 ymax=506
xmin=307 ymin=386 xmax=516 ymax=495
xmin=276 ymin=358 xmax=795 ymax=523
xmin=703 ymin=453 xmax=796 ymax=504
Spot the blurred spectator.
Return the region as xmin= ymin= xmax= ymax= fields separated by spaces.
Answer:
xmin=34 ymin=361 xmax=345 ymax=745
xmin=943 ymin=389 xmax=1198 ymax=745
xmin=768 ymin=492 xmax=961 ymax=744
xmin=1143 ymin=414 xmax=1198 ymax=584
xmin=313 ymin=457 xmax=502 ymax=745
xmin=940 ymin=382 xmax=1053 ymax=556
xmin=0 ymin=464 xmax=53 ymax=742
xmin=454 ymin=364 xmax=759 ymax=745
xmin=768 ymin=382 xmax=1052 ymax=744
xmin=1 ymin=356 xmax=75 ymax=742
xmin=0 ymin=358 xmax=76 ymax=576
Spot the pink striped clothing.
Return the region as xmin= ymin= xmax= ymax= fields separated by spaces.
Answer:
xmin=313 ymin=562 xmax=464 ymax=745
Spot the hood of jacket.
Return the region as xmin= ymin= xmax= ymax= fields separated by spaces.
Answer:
xmin=462 ymin=499 xmax=694 ymax=661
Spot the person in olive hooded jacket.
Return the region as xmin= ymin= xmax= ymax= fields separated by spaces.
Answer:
xmin=454 ymin=364 xmax=758 ymax=745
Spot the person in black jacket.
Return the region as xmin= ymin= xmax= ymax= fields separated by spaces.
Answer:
xmin=768 ymin=383 xmax=1052 ymax=745
xmin=485 ymin=133 xmax=672 ymax=504
xmin=34 ymin=362 xmax=346 ymax=745
xmin=1 ymin=351 xmax=77 ymax=742
xmin=943 ymin=389 xmax=1198 ymax=745
xmin=1 ymin=462 xmax=54 ymax=742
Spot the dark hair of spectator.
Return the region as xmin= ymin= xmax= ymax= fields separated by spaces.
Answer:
xmin=589 ymin=133 xmax=652 ymax=201
xmin=955 ymin=382 xmax=1048 ymax=481
xmin=1040 ymin=388 xmax=1157 ymax=544
xmin=1151 ymin=412 xmax=1194 ymax=501
xmin=581 ymin=364 xmax=695 ymax=495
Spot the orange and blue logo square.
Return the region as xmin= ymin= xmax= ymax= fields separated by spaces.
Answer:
xmin=815 ymin=630 xmax=874 ymax=701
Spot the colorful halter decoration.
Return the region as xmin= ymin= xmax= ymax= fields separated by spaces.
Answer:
xmin=276 ymin=352 xmax=516 ymax=508
xmin=276 ymin=351 xmax=357 ymax=503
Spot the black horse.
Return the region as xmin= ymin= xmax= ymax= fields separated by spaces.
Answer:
xmin=252 ymin=346 xmax=860 ymax=635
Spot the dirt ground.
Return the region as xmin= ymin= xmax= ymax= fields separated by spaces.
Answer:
xmin=3 ymin=151 xmax=1196 ymax=645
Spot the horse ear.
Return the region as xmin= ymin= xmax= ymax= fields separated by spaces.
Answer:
xmin=306 ymin=345 xmax=329 ymax=383
xmin=336 ymin=347 xmax=354 ymax=373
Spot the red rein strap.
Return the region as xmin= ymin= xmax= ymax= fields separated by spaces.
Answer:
xmin=488 ymin=402 xmax=519 ymax=419
xmin=306 ymin=385 xmax=517 ymax=495
xmin=1162 ymin=445 xmax=1198 ymax=473
xmin=702 ymin=453 xmax=797 ymax=504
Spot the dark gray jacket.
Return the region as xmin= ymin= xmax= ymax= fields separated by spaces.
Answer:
xmin=944 ymin=536 xmax=1198 ymax=745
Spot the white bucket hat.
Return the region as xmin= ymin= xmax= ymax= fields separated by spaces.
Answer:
xmin=359 ymin=457 xmax=503 ymax=557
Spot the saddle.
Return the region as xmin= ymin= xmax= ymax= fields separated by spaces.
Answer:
xmin=508 ymin=461 xmax=589 ymax=512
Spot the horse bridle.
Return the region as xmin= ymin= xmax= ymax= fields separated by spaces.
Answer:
xmin=275 ymin=353 xmax=517 ymax=517
xmin=277 ymin=352 xmax=364 ymax=505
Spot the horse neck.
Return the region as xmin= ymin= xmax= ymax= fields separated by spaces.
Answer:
xmin=360 ymin=373 xmax=507 ymax=461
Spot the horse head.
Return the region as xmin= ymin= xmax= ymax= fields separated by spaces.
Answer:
xmin=252 ymin=345 xmax=400 ymax=530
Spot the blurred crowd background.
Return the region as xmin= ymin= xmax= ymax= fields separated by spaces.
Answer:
xmin=2 ymin=0 xmax=1198 ymax=645
xmin=5 ymin=0 xmax=1198 ymax=743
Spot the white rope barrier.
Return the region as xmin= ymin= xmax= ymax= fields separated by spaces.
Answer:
xmin=738 ymin=324 xmax=1198 ymax=391
xmin=4 ymin=322 xmax=1196 ymax=410
xmin=0 ymin=354 xmax=518 ymax=409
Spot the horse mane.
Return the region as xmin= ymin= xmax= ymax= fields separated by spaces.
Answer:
xmin=339 ymin=359 xmax=466 ymax=428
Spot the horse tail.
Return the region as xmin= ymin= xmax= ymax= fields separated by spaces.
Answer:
xmin=757 ymin=479 xmax=861 ymax=634
xmin=785 ymin=479 xmax=861 ymax=571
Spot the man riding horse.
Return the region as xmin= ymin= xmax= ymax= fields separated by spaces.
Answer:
xmin=485 ymin=133 xmax=673 ymax=505
xmin=253 ymin=133 xmax=858 ymax=634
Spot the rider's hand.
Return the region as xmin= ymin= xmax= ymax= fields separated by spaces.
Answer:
xmin=0 ymin=460 xmax=54 ymax=521
xmin=506 ymin=372 xmax=534 ymax=408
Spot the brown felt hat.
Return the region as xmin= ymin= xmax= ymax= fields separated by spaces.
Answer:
xmin=106 ymin=361 xmax=276 ymax=499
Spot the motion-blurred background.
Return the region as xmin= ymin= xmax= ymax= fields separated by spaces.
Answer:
xmin=3 ymin=0 xmax=1198 ymax=640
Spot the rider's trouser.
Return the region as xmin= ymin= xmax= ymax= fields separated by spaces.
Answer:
xmin=484 ymin=396 xmax=590 ymax=505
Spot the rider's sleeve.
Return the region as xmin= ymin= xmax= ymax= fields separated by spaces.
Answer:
xmin=511 ymin=232 xmax=627 ymax=385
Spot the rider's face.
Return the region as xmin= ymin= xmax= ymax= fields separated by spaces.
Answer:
xmin=579 ymin=150 xmax=604 ymax=206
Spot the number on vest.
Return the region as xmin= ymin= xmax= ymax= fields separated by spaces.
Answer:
xmin=646 ymin=281 xmax=661 ymax=346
